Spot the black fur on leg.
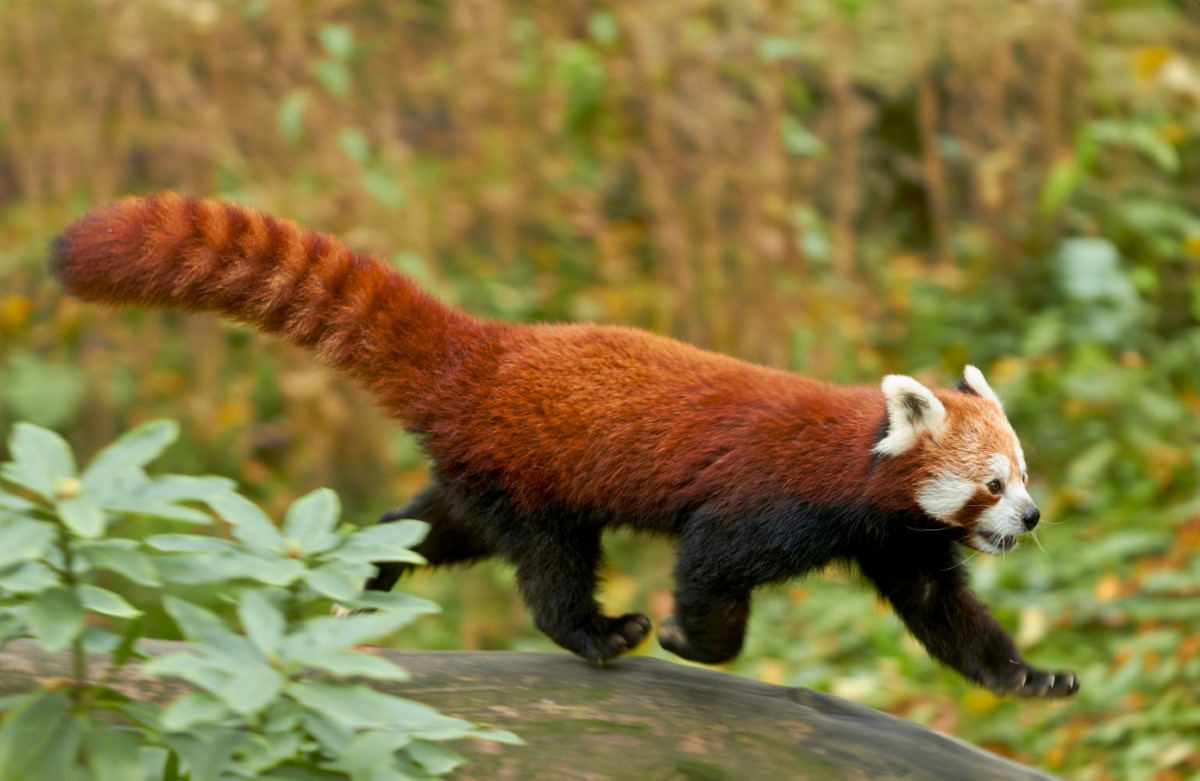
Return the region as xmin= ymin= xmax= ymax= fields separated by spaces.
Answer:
xmin=857 ymin=538 xmax=1079 ymax=699
xmin=364 ymin=482 xmax=496 ymax=593
xmin=504 ymin=524 xmax=650 ymax=663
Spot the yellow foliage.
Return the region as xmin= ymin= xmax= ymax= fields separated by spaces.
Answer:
xmin=962 ymin=689 xmax=997 ymax=716
xmin=0 ymin=294 xmax=32 ymax=332
xmin=1132 ymin=47 xmax=1174 ymax=81
xmin=1095 ymin=572 xmax=1121 ymax=603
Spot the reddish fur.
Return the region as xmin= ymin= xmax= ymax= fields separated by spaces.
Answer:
xmin=51 ymin=193 xmax=1009 ymax=525
xmin=53 ymin=193 xmax=495 ymax=422
xmin=52 ymin=194 xmax=1082 ymax=696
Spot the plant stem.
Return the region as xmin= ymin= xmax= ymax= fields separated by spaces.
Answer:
xmin=55 ymin=523 xmax=88 ymax=697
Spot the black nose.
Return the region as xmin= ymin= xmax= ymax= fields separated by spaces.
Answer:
xmin=1022 ymin=506 xmax=1041 ymax=531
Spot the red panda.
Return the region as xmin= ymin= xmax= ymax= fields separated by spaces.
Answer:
xmin=52 ymin=193 xmax=1078 ymax=698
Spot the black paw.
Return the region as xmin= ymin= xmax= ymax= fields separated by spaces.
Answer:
xmin=657 ymin=614 xmax=737 ymax=665
xmin=610 ymin=612 xmax=652 ymax=650
xmin=572 ymin=613 xmax=651 ymax=665
xmin=990 ymin=666 xmax=1080 ymax=699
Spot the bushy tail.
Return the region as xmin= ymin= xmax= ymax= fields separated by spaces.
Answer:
xmin=51 ymin=192 xmax=488 ymax=419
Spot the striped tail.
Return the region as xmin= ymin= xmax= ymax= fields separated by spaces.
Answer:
xmin=51 ymin=192 xmax=489 ymax=420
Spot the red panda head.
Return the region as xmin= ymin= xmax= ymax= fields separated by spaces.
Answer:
xmin=874 ymin=366 xmax=1038 ymax=555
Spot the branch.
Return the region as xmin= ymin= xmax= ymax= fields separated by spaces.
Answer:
xmin=0 ymin=639 xmax=1060 ymax=780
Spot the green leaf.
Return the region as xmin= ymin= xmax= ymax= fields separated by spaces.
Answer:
xmin=82 ymin=626 xmax=122 ymax=653
xmin=98 ymin=498 xmax=212 ymax=524
xmin=588 ymin=10 xmax=619 ymax=47
xmin=286 ymin=681 xmax=391 ymax=729
xmin=0 ymin=490 xmax=35 ymax=514
xmin=0 ymin=518 xmax=56 ymax=570
xmin=348 ymin=520 xmax=429 ymax=551
xmin=313 ymin=59 xmax=351 ymax=98
xmin=1038 ymin=155 xmax=1081 ymax=218
xmin=153 ymin=552 xmax=305 ymax=586
xmin=162 ymin=597 xmax=230 ymax=643
xmin=289 ymin=681 xmax=479 ymax=738
xmin=282 ymin=488 xmax=340 ymax=555
xmin=238 ymin=591 xmax=285 ymax=658
xmin=139 ymin=475 xmax=235 ymax=504
xmin=27 ymin=587 xmax=85 ymax=651
xmin=204 ymin=493 xmax=282 ymax=552
xmin=148 ymin=650 xmax=282 ymax=716
xmin=336 ymin=127 xmax=371 ymax=165
xmin=304 ymin=561 xmax=372 ymax=601
xmin=222 ymin=664 xmax=285 ymax=716
xmin=160 ymin=692 xmax=231 ymax=732
xmin=301 ymin=650 xmax=411 ymax=681
xmin=0 ymin=610 xmax=25 ymax=644
xmin=161 ymin=730 xmax=247 ymax=781
xmin=79 ymin=540 xmax=161 ymax=586
xmin=327 ymin=539 xmax=425 ymax=566
xmin=145 ymin=534 xmax=242 ymax=554
xmin=289 ymin=611 xmax=431 ymax=655
xmin=325 ymin=730 xmax=414 ymax=777
xmin=363 ymin=168 xmax=405 ymax=209
xmin=81 ymin=419 xmax=178 ymax=489
xmin=83 ymin=722 xmax=146 ymax=781
xmin=0 ymin=562 xmax=58 ymax=594
xmin=339 ymin=591 xmax=440 ymax=616
xmin=2 ymin=423 xmax=76 ymax=500
xmin=57 ymin=495 xmax=106 ymax=538
xmin=277 ymin=89 xmax=309 ymax=145
xmin=318 ymin=23 xmax=356 ymax=59
xmin=301 ymin=710 xmax=353 ymax=756
xmin=757 ymin=36 xmax=803 ymax=62
xmin=407 ymin=739 xmax=466 ymax=775
xmin=781 ymin=115 xmax=827 ymax=158
xmin=0 ymin=692 xmax=70 ymax=781
xmin=79 ymin=583 xmax=142 ymax=618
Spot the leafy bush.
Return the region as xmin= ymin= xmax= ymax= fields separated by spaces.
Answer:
xmin=0 ymin=420 xmax=518 ymax=781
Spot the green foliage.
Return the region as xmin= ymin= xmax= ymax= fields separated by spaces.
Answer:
xmin=0 ymin=1 xmax=1197 ymax=778
xmin=0 ymin=422 xmax=518 ymax=781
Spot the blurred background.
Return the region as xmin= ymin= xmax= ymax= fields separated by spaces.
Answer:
xmin=0 ymin=0 xmax=1197 ymax=777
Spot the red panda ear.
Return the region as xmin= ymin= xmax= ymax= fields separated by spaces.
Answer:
xmin=962 ymin=365 xmax=1002 ymax=406
xmin=873 ymin=375 xmax=948 ymax=457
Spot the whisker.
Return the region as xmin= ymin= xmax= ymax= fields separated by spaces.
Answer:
xmin=1031 ymin=530 xmax=1052 ymax=562
xmin=943 ymin=551 xmax=979 ymax=571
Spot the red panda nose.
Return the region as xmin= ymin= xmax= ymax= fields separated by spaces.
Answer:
xmin=1023 ymin=506 xmax=1041 ymax=531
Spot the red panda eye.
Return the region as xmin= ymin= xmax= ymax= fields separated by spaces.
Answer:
xmin=986 ymin=480 xmax=1003 ymax=495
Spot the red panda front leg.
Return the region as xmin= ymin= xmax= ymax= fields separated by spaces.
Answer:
xmin=858 ymin=542 xmax=1079 ymax=699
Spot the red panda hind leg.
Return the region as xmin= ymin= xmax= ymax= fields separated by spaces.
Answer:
xmin=506 ymin=525 xmax=652 ymax=663
xmin=367 ymin=483 xmax=651 ymax=663
xmin=364 ymin=483 xmax=496 ymax=593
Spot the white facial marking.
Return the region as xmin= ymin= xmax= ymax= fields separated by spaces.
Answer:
xmin=916 ymin=475 xmax=976 ymax=522
xmin=874 ymin=375 xmax=948 ymax=457
xmin=987 ymin=453 xmax=1011 ymax=482
xmin=974 ymin=468 xmax=1036 ymax=552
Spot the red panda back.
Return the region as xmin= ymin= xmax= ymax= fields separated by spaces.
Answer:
xmin=417 ymin=323 xmax=901 ymax=522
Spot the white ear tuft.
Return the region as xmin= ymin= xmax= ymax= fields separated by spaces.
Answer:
xmin=962 ymin=365 xmax=1002 ymax=406
xmin=873 ymin=375 xmax=948 ymax=457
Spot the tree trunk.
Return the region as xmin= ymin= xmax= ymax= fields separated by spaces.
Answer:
xmin=0 ymin=639 xmax=1060 ymax=781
